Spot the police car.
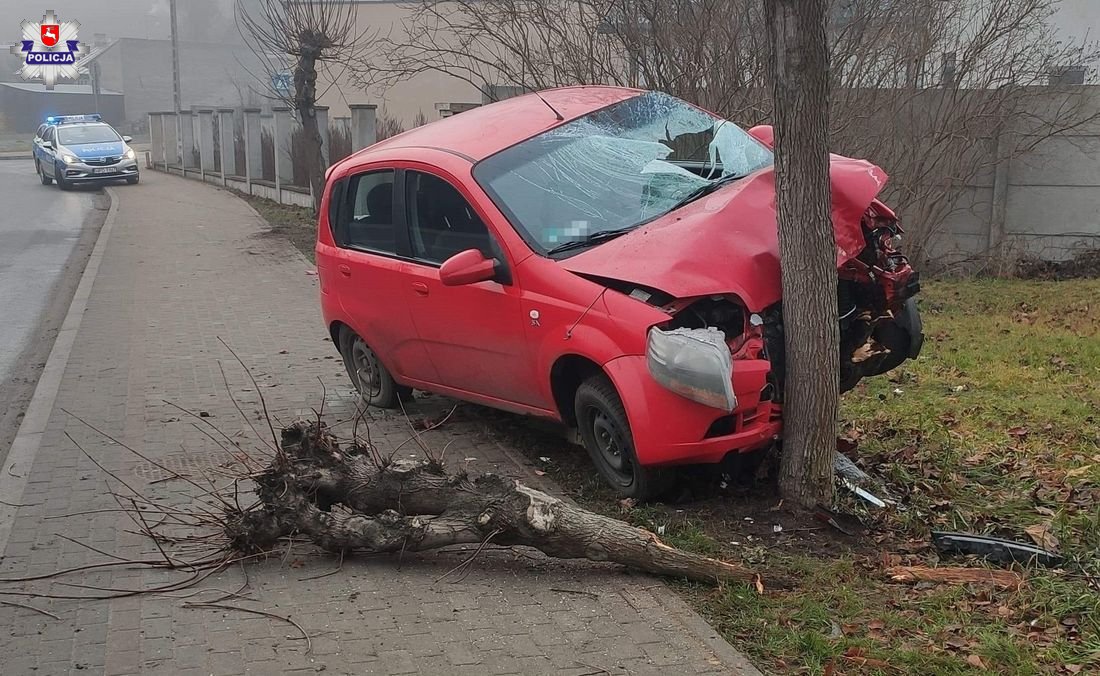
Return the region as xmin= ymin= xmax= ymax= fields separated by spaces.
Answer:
xmin=33 ymin=114 xmax=139 ymax=189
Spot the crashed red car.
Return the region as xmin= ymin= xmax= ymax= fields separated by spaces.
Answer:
xmin=317 ymin=87 xmax=923 ymax=499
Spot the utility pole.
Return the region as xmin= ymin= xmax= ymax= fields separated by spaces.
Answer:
xmin=170 ymin=0 xmax=183 ymax=165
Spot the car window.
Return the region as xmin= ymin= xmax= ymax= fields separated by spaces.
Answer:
xmin=35 ymin=124 xmax=46 ymax=139
xmin=341 ymin=170 xmax=397 ymax=254
xmin=57 ymin=123 xmax=121 ymax=145
xmin=43 ymin=127 xmax=55 ymax=143
xmin=406 ymin=172 xmax=493 ymax=265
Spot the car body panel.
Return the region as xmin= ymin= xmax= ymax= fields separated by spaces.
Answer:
xmin=559 ymin=156 xmax=889 ymax=312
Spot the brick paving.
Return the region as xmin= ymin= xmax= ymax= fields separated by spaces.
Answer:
xmin=0 ymin=170 xmax=759 ymax=675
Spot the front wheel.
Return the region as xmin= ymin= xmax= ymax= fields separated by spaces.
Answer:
xmin=575 ymin=374 xmax=670 ymax=500
xmin=37 ymin=160 xmax=51 ymax=185
xmin=338 ymin=327 xmax=410 ymax=409
xmin=125 ymin=174 xmax=139 ymax=185
xmin=55 ymin=165 xmax=70 ymax=190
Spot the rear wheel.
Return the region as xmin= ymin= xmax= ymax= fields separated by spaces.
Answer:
xmin=575 ymin=374 xmax=670 ymax=500
xmin=37 ymin=160 xmax=51 ymax=185
xmin=338 ymin=327 xmax=410 ymax=408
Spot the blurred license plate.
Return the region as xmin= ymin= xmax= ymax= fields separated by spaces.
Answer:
xmin=93 ymin=167 xmax=117 ymax=174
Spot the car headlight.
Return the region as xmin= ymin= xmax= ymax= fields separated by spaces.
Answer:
xmin=61 ymin=153 xmax=78 ymax=164
xmin=646 ymin=326 xmax=737 ymax=411
xmin=125 ymin=147 xmax=135 ymax=160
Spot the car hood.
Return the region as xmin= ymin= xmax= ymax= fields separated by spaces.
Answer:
xmin=559 ymin=155 xmax=888 ymax=312
xmin=65 ymin=141 xmax=126 ymax=158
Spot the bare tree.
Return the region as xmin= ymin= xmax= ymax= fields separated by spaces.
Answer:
xmin=236 ymin=0 xmax=365 ymax=211
xmin=764 ymin=0 xmax=837 ymax=506
xmin=372 ymin=0 xmax=1098 ymax=265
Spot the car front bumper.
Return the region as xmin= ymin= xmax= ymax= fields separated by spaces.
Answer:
xmin=60 ymin=158 xmax=139 ymax=181
xmin=603 ymin=354 xmax=782 ymax=467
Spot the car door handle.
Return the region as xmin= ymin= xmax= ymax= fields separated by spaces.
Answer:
xmin=412 ymin=282 xmax=429 ymax=296
xmin=338 ymin=264 xmax=351 ymax=277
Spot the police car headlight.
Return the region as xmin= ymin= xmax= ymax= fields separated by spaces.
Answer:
xmin=61 ymin=153 xmax=78 ymax=164
xmin=125 ymin=148 xmax=135 ymax=160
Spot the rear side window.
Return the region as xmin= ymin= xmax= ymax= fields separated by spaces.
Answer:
xmin=338 ymin=170 xmax=397 ymax=254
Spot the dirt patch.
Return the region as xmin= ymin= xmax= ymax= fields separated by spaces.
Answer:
xmin=235 ymin=191 xmax=316 ymax=262
xmin=1017 ymin=248 xmax=1100 ymax=280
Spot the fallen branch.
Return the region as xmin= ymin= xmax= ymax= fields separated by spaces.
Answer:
xmin=885 ymin=565 xmax=1023 ymax=588
xmin=225 ymin=421 xmax=756 ymax=585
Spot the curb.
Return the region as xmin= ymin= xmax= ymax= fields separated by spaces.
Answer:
xmin=0 ymin=186 xmax=120 ymax=557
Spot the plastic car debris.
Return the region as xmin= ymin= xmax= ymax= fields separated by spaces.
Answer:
xmin=931 ymin=531 xmax=1064 ymax=568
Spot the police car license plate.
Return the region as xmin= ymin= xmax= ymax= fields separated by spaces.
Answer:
xmin=92 ymin=167 xmax=117 ymax=174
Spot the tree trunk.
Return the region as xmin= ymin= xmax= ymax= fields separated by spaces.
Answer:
xmin=294 ymin=45 xmax=326 ymax=214
xmin=765 ymin=0 xmax=838 ymax=507
xmin=225 ymin=422 xmax=758 ymax=585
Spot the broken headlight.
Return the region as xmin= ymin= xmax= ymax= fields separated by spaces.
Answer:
xmin=646 ymin=327 xmax=737 ymax=411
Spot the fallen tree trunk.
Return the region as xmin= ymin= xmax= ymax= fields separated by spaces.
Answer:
xmin=225 ymin=421 xmax=755 ymax=584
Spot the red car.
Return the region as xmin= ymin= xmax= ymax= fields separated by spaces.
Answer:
xmin=317 ymin=87 xmax=922 ymax=499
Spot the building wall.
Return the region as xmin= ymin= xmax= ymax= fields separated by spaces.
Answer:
xmin=316 ymin=1 xmax=483 ymax=125
xmin=96 ymin=38 xmax=267 ymax=131
xmin=0 ymin=86 xmax=125 ymax=133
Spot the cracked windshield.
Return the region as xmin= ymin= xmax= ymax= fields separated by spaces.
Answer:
xmin=474 ymin=91 xmax=773 ymax=254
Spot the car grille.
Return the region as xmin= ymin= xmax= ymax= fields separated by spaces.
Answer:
xmin=83 ymin=156 xmax=121 ymax=166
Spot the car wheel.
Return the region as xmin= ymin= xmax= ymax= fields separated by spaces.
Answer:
xmin=55 ymin=165 xmax=70 ymax=190
xmin=575 ymin=374 xmax=670 ymax=500
xmin=37 ymin=160 xmax=52 ymax=185
xmin=126 ymin=174 xmax=139 ymax=185
xmin=338 ymin=327 xmax=409 ymax=408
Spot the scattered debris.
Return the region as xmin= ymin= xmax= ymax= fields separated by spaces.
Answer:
xmin=885 ymin=565 xmax=1022 ymax=588
xmin=931 ymin=531 xmax=1064 ymax=568
xmin=1024 ymin=523 xmax=1060 ymax=552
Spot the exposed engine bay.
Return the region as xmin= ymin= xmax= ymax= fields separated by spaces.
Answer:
xmin=632 ymin=203 xmax=923 ymax=400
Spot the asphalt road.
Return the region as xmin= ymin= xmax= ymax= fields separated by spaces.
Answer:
xmin=0 ymin=159 xmax=106 ymax=461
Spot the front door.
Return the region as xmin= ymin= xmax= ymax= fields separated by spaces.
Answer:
xmin=401 ymin=170 xmax=541 ymax=408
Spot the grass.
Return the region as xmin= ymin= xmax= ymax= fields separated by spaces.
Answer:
xmin=238 ymin=192 xmax=316 ymax=262
xmin=245 ymin=191 xmax=1100 ymax=673
xmin=687 ymin=280 xmax=1100 ymax=674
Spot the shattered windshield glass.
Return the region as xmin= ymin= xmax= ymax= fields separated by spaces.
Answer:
xmin=473 ymin=91 xmax=773 ymax=255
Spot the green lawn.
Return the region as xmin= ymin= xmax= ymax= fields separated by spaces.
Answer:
xmin=679 ymin=280 xmax=1100 ymax=674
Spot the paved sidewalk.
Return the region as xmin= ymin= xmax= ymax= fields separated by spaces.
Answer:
xmin=0 ymin=170 xmax=759 ymax=675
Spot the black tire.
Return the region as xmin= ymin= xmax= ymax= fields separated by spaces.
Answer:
xmin=55 ymin=165 xmax=70 ymax=191
xmin=574 ymin=374 xmax=670 ymax=500
xmin=126 ymin=174 xmax=139 ymax=185
xmin=338 ymin=327 xmax=410 ymax=408
xmin=37 ymin=160 xmax=52 ymax=185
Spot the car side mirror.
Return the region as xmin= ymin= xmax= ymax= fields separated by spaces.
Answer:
xmin=439 ymin=249 xmax=497 ymax=286
xmin=747 ymin=124 xmax=774 ymax=148
xmin=122 ymin=135 xmax=133 ymax=143
xmin=41 ymin=140 xmax=53 ymax=149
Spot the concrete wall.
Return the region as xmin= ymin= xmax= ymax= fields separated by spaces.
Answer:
xmin=925 ymin=87 xmax=1100 ymax=263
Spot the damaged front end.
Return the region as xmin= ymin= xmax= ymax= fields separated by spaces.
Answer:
xmin=761 ymin=202 xmax=924 ymax=394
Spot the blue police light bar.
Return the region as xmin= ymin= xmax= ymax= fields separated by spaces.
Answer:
xmin=48 ymin=114 xmax=102 ymax=124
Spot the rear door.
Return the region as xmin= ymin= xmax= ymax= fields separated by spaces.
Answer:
xmin=329 ymin=167 xmax=438 ymax=385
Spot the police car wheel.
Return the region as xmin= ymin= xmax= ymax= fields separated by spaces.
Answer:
xmin=37 ymin=161 xmax=52 ymax=185
xmin=126 ymin=175 xmax=139 ymax=185
xmin=55 ymin=167 xmax=70 ymax=190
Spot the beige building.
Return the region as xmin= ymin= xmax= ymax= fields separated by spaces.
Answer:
xmin=316 ymin=1 xmax=485 ymax=125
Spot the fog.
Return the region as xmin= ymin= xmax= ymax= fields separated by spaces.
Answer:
xmin=0 ymin=0 xmax=240 ymax=42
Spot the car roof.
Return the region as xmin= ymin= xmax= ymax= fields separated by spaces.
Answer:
xmin=354 ymin=86 xmax=644 ymax=165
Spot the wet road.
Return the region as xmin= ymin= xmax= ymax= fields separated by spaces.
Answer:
xmin=0 ymin=160 xmax=98 ymax=399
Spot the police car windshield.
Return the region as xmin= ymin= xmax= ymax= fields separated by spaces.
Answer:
xmin=57 ymin=124 xmax=120 ymax=145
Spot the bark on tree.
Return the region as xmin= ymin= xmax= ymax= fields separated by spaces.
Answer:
xmin=294 ymin=41 xmax=326 ymax=213
xmin=764 ymin=0 xmax=838 ymax=507
xmin=225 ymin=422 xmax=758 ymax=585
